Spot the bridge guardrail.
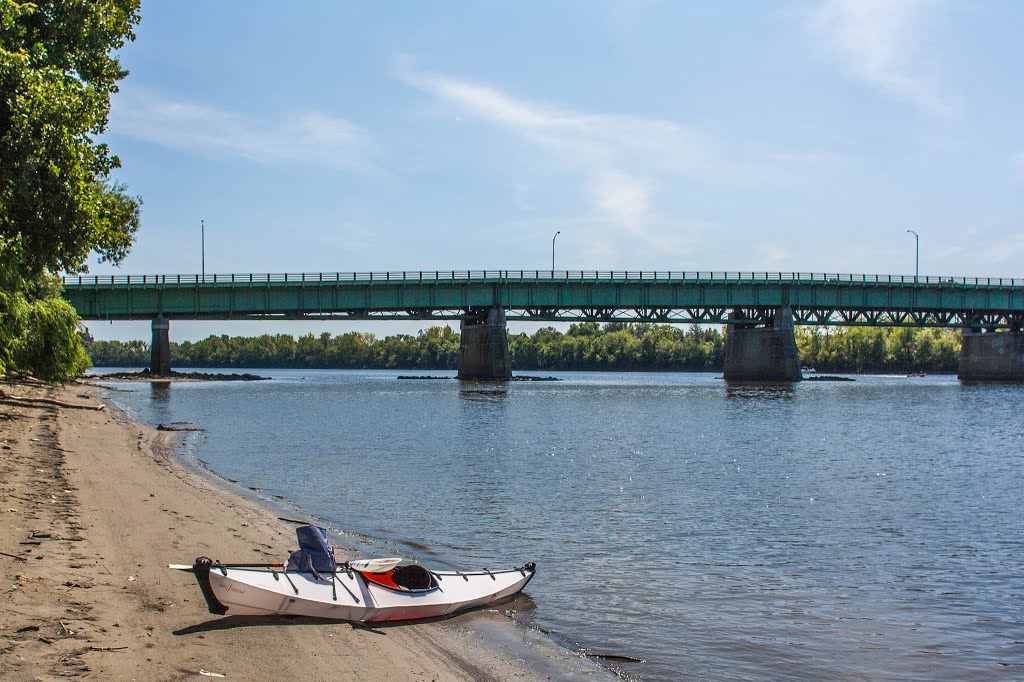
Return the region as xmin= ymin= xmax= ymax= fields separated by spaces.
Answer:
xmin=62 ymin=271 xmax=1024 ymax=288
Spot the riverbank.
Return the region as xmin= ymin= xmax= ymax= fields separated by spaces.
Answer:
xmin=0 ymin=380 xmax=580 ymax=680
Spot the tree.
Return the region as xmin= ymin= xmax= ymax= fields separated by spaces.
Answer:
xmin=0 ymin=0 xmax=141 ymax=380
xmin=10 ymin=286 xmax=90 ymax=380
xmin=1 ymin=0 xmax=142 ymax=276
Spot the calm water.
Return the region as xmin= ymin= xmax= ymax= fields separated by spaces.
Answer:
xmin=95 ymin=370 xmax=1024 ymax=681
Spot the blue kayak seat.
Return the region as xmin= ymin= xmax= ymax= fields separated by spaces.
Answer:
xmin=285 ymin=525 xmax=337 ymax=574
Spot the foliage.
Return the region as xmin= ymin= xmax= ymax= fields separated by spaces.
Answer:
xmin=87 ymin=323 xmax=963 ymax=374
xmin=9 ymin=286 xmax=91 ymax=380
xmin=89 ymin=327 xmax=463 ymax=370
xmin=0 ymin=0 xmax=140 ymax=380
xmin=87 ymin=323 xmax=726 ymax=371
xmin=796 ymin=326 xmax=960 ymax=373
xmin=509 ymin=322 xmax=724 ymax=371
xmin=1 ymin=0 xmax=142 ymax=276
xmin=0 ymin=245 xmax=90 ymax=379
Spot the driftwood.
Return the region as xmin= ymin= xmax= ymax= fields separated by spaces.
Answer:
xmin=2 ymin=372 xmax=48 ymax=385
xmin=156 ymin=424 xmax=204 ymax=432
xmin=587 ymin=653 xmax=645 ymax=663
xmin=0 ymin=390 xmax=105 ymax=411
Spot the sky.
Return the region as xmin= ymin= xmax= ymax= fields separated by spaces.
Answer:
xmin=84 ymin=0 xmax=1024 ymax=341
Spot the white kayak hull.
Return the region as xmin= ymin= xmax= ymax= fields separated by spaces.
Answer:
xmin=186 ymin=557 xmax=536 ymax=623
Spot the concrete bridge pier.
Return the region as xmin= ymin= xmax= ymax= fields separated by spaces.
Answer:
xmin=723 ymin=307 xmax=803 ymax=382
xmin=958 ymin=329 xmax=1024 ymax=381
xmin=458 ymin=307 xmax=512 ymax=381
xmin=151 ymin=315 xmax=171 ymax=375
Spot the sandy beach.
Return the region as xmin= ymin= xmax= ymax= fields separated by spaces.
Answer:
xmin=0 ymin=380 xmax=588 ymax=681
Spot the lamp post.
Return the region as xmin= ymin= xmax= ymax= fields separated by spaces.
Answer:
xmin=551 ymin=230 xmax=560 ymax=274
xmin=201 ymin=219 xmax=206 ymax=280
xmin=906 ymin=229 xmax=918 ymax=283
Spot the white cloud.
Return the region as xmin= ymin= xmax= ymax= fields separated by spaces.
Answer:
xmin=109 ymin=87 xmax=374 ymax=170
xmin=761 ymin=243 xmax=794 ymax=269
xmin=400 ymin=65 xmax=726 ymax=179
xmin=591 ymin=170 xmax=653 ymax=236
xmin=397 ymin=63 xmax=777 ymax=261
xmin=809 ymin=0 xmax=948 ymax=114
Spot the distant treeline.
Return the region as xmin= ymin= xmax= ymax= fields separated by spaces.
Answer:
xmin=798 ymin=326 xmax=959 ymax=373
xmin=86 ymin=323 xmax=962 ymax=373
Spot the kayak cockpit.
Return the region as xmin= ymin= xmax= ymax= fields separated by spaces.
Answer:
xmin=359 ymin=564 xmax=438 ymax=592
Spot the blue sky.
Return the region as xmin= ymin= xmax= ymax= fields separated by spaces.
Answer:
xmin=85 ymin=0 xmax=1024 ymax=341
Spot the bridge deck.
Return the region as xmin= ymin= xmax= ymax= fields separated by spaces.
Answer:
xmin=63 ymin=270 xmax=1024 ymax=329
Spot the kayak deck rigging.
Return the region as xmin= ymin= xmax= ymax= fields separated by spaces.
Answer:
xmin=173 ymin=525 xmax=536 ymax=623
xmin=186 ymin=557 xmax=536 ymax=622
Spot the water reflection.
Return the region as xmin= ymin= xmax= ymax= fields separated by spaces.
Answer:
xmin=458 ymin=382 xmax=510 ymax=403
xmin=150 ymin=380 xmax=172 ymax=401
xmin=724 ymin=381 xmax=797 ymax=400
xmin=148 ymin=380 xmax=174 ymax=424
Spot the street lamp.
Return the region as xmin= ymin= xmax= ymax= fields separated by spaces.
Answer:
xmin=201 ymin=219 xmax=206 ymax=280
xmin=551 ymin=231 xmax=560 ymax=274
xmin=906 ymin=229 xmax=918 ymax=283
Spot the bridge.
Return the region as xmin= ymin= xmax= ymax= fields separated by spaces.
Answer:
xmin=63 ymin=270 xmax=1024 ymax=381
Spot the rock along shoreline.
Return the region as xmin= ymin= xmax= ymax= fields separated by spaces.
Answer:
xmin=88 ymin=368 xmax=271 ymax=382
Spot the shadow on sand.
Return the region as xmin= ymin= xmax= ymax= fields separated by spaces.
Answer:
xmin=173 ymin=592 xmax=536 ymax=637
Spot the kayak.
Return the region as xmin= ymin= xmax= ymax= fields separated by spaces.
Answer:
xmin=170 ymin=525 xmax=535 ymax=623
xmin=173 ymin=556 xmax=536 ymax=622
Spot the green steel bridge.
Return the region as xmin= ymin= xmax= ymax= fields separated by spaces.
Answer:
xmin=63 ymin=270 xmax=1024 ymax=329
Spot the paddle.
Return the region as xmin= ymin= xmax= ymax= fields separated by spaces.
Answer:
xmin=168 ymin=562 xmax=285 ymax=572
xmin=170 ymin=558 xmax=403 ymax=573
xmin=169 ymin=561 xmax=363 ymax=604
xmin=346 ymin=557 xmax=402 ymax=572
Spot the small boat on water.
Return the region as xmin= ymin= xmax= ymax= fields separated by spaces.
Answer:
xmin=171 ymin=526 xmax=536 ymax=623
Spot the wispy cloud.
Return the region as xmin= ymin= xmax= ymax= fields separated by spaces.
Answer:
xmin=808 ymin=0 xmax=948 ymax=114
xmin=109 ymin=88 xmax=374 ymax=170
xmin=397 ymin=62 xmax=776 ymax=257
xmin=979 ymin=232 xmax=1024 ymax=266
xmin=928 ymin=229 xmax=1024 ymax=274
xmin=400 ymin=64 xmax=728 ymax=177
xmin=761 ymin=243 xmax=794 ymax=269
xmin=591 ymin=170 xmax=653 ymax=235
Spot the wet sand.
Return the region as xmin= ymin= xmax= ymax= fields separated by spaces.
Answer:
xmin=0 ymin=380 xmax=596 ymax=681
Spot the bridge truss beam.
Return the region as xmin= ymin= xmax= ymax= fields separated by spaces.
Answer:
xmin=68 ymin=306 xmax=1023 ymax=330
xmin=63 ymin=271 xmax=1024 ymax=329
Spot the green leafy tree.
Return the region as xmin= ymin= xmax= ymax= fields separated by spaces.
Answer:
xmin=1 ymin=0 xmax=142 ymax=276
xmin=796 ymin=326 xmax=960 ymax=373
xmin=10 ymin=289 xmax=90 ymax=380
xmin=0 ymin=0 xmax=141 ymax=380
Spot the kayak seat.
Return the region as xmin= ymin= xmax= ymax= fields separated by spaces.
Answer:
xmin=285 ymin=525 xmax=337 ymax=574
xmin=392 ymin=564 xmax=436 ymax=591
xmin=361 ymin=565 xmax=437 ymax=591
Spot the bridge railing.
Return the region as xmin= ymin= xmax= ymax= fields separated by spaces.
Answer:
xmin=62 ymin=271 xmax=1024 ymax=287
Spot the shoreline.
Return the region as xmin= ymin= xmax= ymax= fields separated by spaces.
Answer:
xmin=1 ymin=379 xmax=612 ymax=681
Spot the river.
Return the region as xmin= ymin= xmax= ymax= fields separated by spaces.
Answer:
xmin=94 ymin=369 xmax=1024 ymax=681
